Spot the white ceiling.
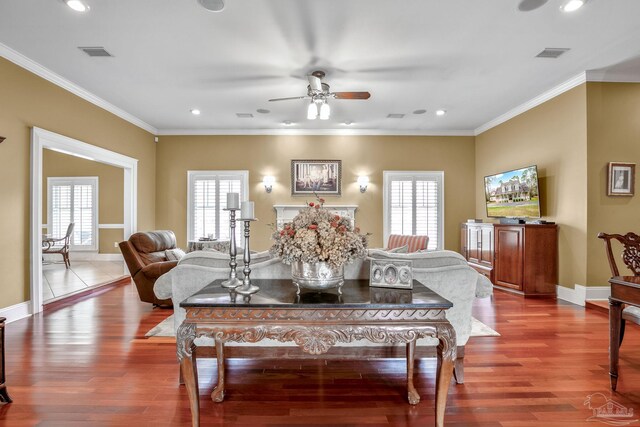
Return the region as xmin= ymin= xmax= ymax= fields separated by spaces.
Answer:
xmin=2 ymin=0 xmax=640 ymax=135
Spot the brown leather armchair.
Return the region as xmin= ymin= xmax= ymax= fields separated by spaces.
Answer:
xmin=119 ymin=230 xmax=180 ymax=307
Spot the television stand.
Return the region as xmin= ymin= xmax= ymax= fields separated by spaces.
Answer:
xmin=460 ymin=223 xmax=558 ymax=297
xmin=499 ymin=218 xmax=525 ymax=225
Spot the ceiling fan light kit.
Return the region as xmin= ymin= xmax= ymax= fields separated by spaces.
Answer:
xmin=270 ymin=70 xmax=370 ymax=121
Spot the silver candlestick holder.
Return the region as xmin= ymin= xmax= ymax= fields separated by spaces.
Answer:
xmin=235 ymin=218 xmax=259 ymax=301
xmin=221 ymin=207 xmax=243 ymax=289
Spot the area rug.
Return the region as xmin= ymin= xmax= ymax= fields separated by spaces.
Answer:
xmin=146 ymin=315 xmax=500 ymax=338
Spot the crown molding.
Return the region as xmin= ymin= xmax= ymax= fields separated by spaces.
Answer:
xmin=0 ymin=42 xmax=157 ymax=135
xmin=155 ymin=128 xmax=475 ymax=137
xmin=474 ymin=72 xmax=587 ymax=136
xmin=585 ymin=70 xmax=640 ymax=83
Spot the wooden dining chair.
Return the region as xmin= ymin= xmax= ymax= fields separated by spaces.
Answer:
xmin=597 ymin=232 xmax=640 ymax=346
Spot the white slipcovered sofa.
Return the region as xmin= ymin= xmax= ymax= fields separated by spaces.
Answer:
xmin=154 ymin=249 xmax=493 ymax=383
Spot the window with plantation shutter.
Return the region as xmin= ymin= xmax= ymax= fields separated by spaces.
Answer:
xmin=383 ymin=171 xmax=444 ymax=251
xmin=47 ymin=177 xmax=98 ymax=251
xmin=187 ymin=171 xmax=249 ymax=242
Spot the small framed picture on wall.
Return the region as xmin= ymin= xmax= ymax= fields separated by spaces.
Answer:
xmin=607 ymin=162 xmax=635 ymax=196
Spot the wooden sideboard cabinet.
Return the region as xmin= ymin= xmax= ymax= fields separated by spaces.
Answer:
xmin=460 ymin=223 xmax=558 ymax=297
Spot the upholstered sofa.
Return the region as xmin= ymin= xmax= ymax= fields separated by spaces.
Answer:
xmin=154 ymin=249 xmax=493 ymax=382
xmin=119 ymin=230 xmax=181 ymax=306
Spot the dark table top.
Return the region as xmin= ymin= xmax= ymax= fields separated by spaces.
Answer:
xmin=181 ymin=279 xmax=452 ymax=310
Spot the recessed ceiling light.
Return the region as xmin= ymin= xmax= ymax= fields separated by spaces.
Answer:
xmin=65 ymin=0 xmax=89 ymax=12
xmin=413 ymin=109 xmax=427 ymax=115
xmin=190 ymin=109 xmax=201 ymax=115
xmin=435 ymin=109 xmax=447 ymax=116
xmin=256 ymin=109 xmax=270 ymax=114
xmin=282 ymin=120 xmax=293 ymax=126
xmin=561 ymin=0 xmax=585 ymax=12
xmin=343 ymin=121 xmax=354 ymax=126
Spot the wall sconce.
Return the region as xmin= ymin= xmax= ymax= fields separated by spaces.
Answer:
xmin=357 ymin=176 xmax=369 ymax=193
xmin=0 ymin=137 xmax=5 ymax=144
xmin=263 ymin=175 xmax=275 ymax=193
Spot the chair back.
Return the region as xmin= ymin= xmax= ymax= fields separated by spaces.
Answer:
xmin=65 ymin=223 xmax=75 ymax=244
xmin=597 ymin=232 xmax=640 ymax=276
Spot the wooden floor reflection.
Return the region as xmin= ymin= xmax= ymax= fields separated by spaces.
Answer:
xmin=2 ymin=284 xmax=640 ymax=426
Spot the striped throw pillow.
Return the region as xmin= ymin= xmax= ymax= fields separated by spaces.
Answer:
xmin=387 ymin=234 xmax=429 ymax=253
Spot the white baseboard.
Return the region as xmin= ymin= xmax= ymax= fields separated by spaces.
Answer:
xmin=43 ymin=253 xmax=123 ymax=262
xmin=0 ymin=301 xmax=33 ymax=323
xmin=556 ymin=284 xmax=610 ymax=306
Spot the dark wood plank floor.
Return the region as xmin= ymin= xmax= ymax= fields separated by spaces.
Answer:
xmin=2 ymin=282 xmax=640 ymax=426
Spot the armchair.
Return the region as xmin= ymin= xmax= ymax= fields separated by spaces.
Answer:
xmin=597 ymin=232 xmax=640 ymax=345
xmin=119 ymin=230 xmax=180 ymax=307
xmin=42 ymin=223 xmax=74 ymax=269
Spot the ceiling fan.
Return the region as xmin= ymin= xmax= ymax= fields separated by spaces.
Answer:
xmin=268 ymin=71 xmax=371 ymax=120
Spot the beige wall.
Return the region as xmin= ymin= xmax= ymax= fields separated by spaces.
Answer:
xmin=0 ymin=57 xmax=156 ymax=309
xmin=475 ymin=85 xmax=588 ymax=288
xmin=586 ymin=82 xmax=640 ymax=285
xmin=42 ymin=150 xmax=124 ymax=254
xmin=155 ymin=135 xmax=476 ymax=252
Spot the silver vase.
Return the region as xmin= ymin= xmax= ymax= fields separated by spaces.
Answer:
xmin=291 ymin=261 xmax=345 ymax=295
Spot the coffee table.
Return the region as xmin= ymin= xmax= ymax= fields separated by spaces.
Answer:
xmin=177 ymin=279 xmax=456 ymax=427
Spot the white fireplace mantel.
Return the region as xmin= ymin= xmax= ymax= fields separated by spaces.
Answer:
xmin=273 ymin=204 xmax=358 ymax=229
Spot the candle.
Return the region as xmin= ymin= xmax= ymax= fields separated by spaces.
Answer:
xmin=227 ymin=192 xmax=240 ymax=210
xmin=241 ymin=201 xmax=254 ymax=219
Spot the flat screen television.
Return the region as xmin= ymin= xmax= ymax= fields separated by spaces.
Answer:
xmin=484 ymin=165 xmax=541 ymax=218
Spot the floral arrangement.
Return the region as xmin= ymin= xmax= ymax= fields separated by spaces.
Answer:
xmin=270 ymin=197 xmax=369 ymax=269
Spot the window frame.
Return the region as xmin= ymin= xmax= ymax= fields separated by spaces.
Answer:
xmin=187 ymin=170 xmax=249 ymax=242
xmin=382 ymin=171 xmax=444 ymax=251
xmin=47 ymin=176 xmax=99 ymax=252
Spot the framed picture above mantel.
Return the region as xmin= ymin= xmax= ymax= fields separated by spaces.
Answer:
xmin=607 ymin=162 xmax=635 ymax=197
xmin=290 ymin=159 xmax=342 ymax=196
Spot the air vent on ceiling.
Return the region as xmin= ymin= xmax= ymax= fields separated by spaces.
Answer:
xmin=78 ymin=47 xmax=113 ymax=57
xmin=387 ymin=113 xmax=405 ymax=119
xmin=536 ymin=48 xmax=570 ymax=59
xmin=236 ymin=113 xmax=254 ymax=118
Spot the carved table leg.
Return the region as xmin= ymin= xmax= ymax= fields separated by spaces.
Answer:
xmin=177 ymin=323 xmax=199 ymax=427
xmin=435 ymin=325 xmax=456 ymax=427
xmin=406 ymin=340 xmax=419 ymax=404
xmin=610 ymin=298 xmax=622 ymax=391
xmin=211 ymin=339 xmax=226 ymax=403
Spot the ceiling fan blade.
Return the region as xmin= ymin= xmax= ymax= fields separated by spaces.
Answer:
xmin=307 ymin=75 xmax=323 ymax=92
xmin=333 ymin=92 xmax=371 ymax=100
xmin=268 ymin=95 xmax=311 ymax=102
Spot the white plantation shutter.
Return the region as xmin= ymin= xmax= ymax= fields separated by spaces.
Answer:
xmin=384 ymin=172 xmax=444 ymax=251
xmin=48 ymin=177 xmax=98 ymax=251
xmin=73 ymin=184 xmax=94 ymax=245
xmin=188 ymin=171 xmax=248 ymax=241
xmin=51 ymin=184 xmax=72 ymax=239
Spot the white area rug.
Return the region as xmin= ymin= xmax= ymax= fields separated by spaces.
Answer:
xmin=146 ymin=315 xmax=500 ymax=338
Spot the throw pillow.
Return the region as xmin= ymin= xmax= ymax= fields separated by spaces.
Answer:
xmin=388 ymin=245 xmax=408 ymax=253
xmin=165 ymin=248 xmax=186 ymax=261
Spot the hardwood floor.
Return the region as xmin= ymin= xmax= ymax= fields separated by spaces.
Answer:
xmin=2 ymin=284 xmax=640 ymax=426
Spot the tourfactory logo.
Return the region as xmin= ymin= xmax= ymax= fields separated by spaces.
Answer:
xmin=584 ymin=393 xmax=638 ymax=426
